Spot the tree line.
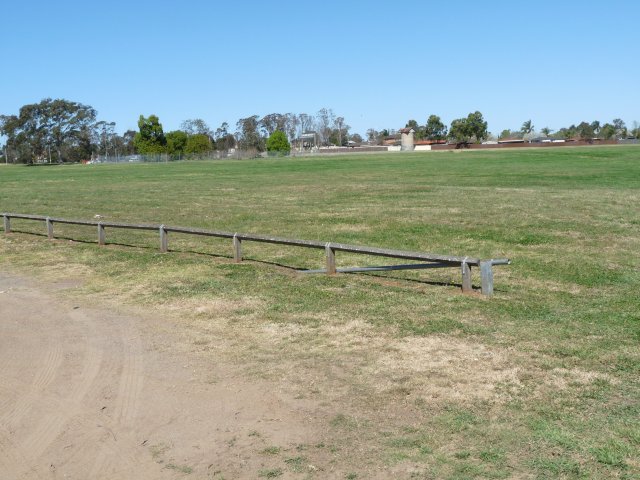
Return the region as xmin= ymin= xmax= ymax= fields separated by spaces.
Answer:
xmin=0 ymin=99 xmax=359 ymax=163
xmin=402 ymin=114 xmax=639 ymax=145
xmin=1 ymin=98 xmax=637 ymax=163
xmin=497 ymin=119 xmax=638 ymax=142
xmin=401 ymin=112 xmax=488 ymax=144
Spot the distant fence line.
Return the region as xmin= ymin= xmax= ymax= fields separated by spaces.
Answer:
xmin=430 ymin=139 xmax=622 ymax=151
xmin=5 ymin=140 xmax=637 ymax=165
xmin=88 ymin=148 xmax=350 ymax=164
xmin=2 ymin=213 xmax=510 ymax=296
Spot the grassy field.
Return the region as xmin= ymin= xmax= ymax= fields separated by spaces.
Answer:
xmin=1 ymin=146 xmax=639 ymax=478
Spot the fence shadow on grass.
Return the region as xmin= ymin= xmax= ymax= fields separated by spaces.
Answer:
xmin=9 ymin=228 xmax=468 ymax=290
xmin=3 ymin=213 xmax=509 ymax=296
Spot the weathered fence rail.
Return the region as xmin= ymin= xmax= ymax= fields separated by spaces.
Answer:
xmin=2 ymin=213 xmax=510 ymax=296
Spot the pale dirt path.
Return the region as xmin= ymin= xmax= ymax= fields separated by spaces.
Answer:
xmin=0 ymin=272 xmax=322 ymax=479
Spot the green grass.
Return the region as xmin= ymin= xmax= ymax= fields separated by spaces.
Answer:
xmin=261 ymin=446 xmax=281 ymax=455
xmin=166 ymin=463 xmax=193 ymax=474
xmin=1 ymin=146 xmax=639 ymax=478
xmin=258 ymin=468 xmax=283 ymax=478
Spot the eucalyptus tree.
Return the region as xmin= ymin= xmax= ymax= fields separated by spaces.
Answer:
xmin=316 ymin=108 xmax=335 ymax=146
xmin=180 ymin=118 xmax=212 ymax=136
xmin=1 ymin=98 xmax=98 ymax=163
xmin=424 ymin=115 xmax=447 ymax=141
xmin=236 ymin=115 xmax=264 ymax=151
xmin=214 ymin=122 xmax=236 ymax=153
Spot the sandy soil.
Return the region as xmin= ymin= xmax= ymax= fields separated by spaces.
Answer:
xmin=0 ymin=272 xmax=322 ymax=479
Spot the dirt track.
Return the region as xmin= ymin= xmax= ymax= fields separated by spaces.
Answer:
xmin=0 ymin=272 xmax=319 ymax=479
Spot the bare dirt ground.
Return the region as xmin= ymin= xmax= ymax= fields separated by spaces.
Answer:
xmin=0 ymin=267 xmax=535 ymax=479
xmin=0 ymin=272 xmax=325 ymax=479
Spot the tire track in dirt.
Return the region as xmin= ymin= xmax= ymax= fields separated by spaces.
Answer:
xmin=0 ymin=427 xmax=42 ymax=480
xmin=52 ymin=411 xmax=162 ymax=480
xmin=21 ymin=342 xmax=103 ymax=459
xmin=68 ymin=312 xmax=156 ymax=477
xmin=0 ymin=275 xmax=158 ymax=478
xmin=0 ymin=344 xmax=64 ymax=430
xmin=1 ymin=272 xmax=320 ymax=479
xmin=0 ymin=381 xmax=20 ymax=415
xmin=113 ymin=332 xmax=144 ymax=427
xmin=0 ymin=281 xmax=65 ymax=430
xmin=52 ymin=307 xmax=155 ymax=478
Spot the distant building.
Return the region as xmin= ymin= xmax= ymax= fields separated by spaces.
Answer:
xmin=399 ymin=128 xmax=415 ymax=151
xmin=413 ymin=139 xmax=447 ymax=151
xmin=299 ymin=132 xmax=319 ymax=150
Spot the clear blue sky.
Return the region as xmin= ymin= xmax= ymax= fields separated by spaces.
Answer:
xmin=1 ymin=0 xmax=638 ymax=136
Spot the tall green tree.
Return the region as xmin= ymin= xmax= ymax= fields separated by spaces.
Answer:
xmin=613 ymin=118 xmax=627 ymax=138
xmin=448 ymin=118 xmax=472 ymax=144
xmin=266 ymin=130 xmax=291 ymax=156
xmin=214 ymin=122 xmax=236 ymax=153
xmin=185 ymin=134 xmax=214 ymax=154
xmin=600 ymin=123 xmax=616 ymax=140
xmin=235 ymin=115 xmax=264 ymax=151
xmin=449 ymin=111 xmax=488 ymax=144
xmin=332 ymin=116 xmax=349 ymax=146
xmin=133 ymin=114 xmax=167 ymax=154
xmin=1 ymin=98 xmax=98 ymax=163
xmin=499 ymin=129 xmax=514 ymax=139
xmin=424 ymin=115 xmax=447 ymax=141
xmin=95 ymin=121 xmax=117 ymax=159
xmin=466 ymin=111 xmax=488 ymax=142
xmin=165 ymin=130 xmax=188 ymax=154
xmin=111 ymin=130 xmax=137 ymax=156
xmin=577 ymin=121 xmax=594 ymax=141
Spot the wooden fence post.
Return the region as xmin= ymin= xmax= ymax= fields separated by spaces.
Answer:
xmin=3 ymin=215 xmax=10 ymax=233
xmin=461 ymin=261 xmax=472 ymax=293
xmin=325 ymin=243 xmax=336 ymax=275
xmin=480 ymin=261 xmax=494 ymax=296
xmin=46 ymin=217 xmax=54 ymax=239
xmin=159 ymin=225 xmax=168 ymax=253
xmin=97 ymin=222 xmax=105 ymax=246
xmin=233 ymin=234 xmax=242 ymax=263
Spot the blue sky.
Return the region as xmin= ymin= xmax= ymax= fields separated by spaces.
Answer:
xmin=1 ymin=0 xmax=638 ymax=136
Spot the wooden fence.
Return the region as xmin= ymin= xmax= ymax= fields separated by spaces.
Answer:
xmin=2 ymin=213 xmax=510 ymax=296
